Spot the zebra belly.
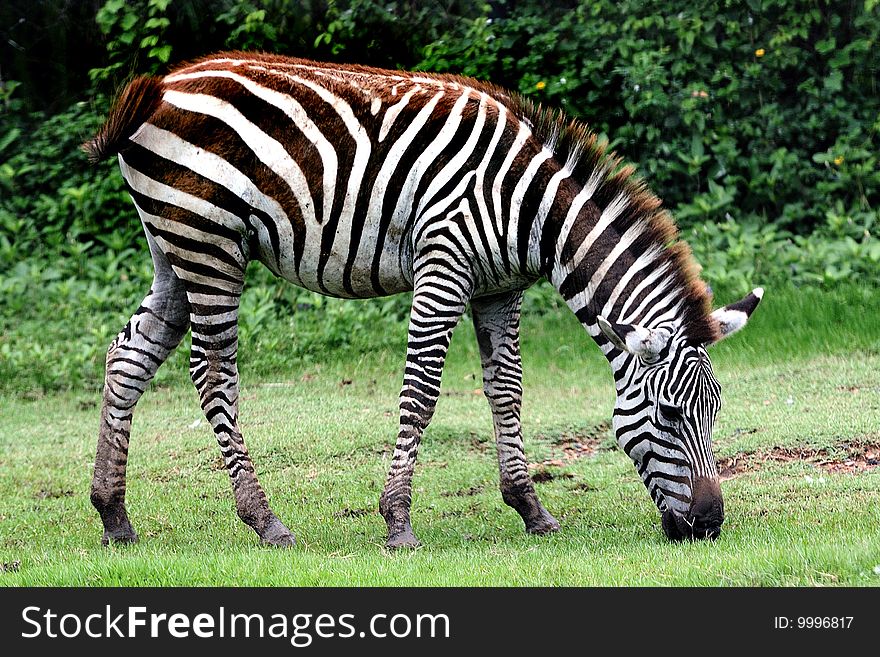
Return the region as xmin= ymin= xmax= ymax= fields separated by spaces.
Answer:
xmin=249 ymin=207 xmax=416 ymax=299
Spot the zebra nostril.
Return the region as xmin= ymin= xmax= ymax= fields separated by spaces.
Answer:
xmin=662 ymin=495 xmax=725 ymax=541
xmin=690 ymin=498 xmax=720 ymax=523
xmin=703 ymin=525 xmax=721 ymax=540
xmin=688 ymin=502 xmax=724 ymax=539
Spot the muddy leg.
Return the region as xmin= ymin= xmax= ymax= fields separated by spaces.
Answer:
xmin=187 ymin=290 xmax=294 ymax=547
xmin=91 ymin=240 xmax=189 ymax=545
xmin=471 ymin=291 xmax=559 ymax=535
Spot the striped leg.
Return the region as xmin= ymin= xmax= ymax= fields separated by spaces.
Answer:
xmin=471 ymin=291 xmax=560 ymax=535
xmin=92 ymin=236 xmax=189 ymax=545
xmin=187 ymin=290 xmax=295 ymax=547
xmin=379 ymin=267 xmax=471 ymax=548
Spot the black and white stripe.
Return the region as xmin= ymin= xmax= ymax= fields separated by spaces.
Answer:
xmin=85 ymin=52 xmax=761 ymax=547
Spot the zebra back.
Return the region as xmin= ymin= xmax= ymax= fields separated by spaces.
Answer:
xmin=86 ymin=52 xmax=717 ymax=345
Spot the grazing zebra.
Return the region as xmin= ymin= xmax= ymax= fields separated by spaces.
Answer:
xmin=84 ymin=52 xmax=762 ymax=549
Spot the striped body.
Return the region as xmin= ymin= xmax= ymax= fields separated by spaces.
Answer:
xmin=86 ymin=52 xmax=761 ymax=548
xmin=122 ymin=56 xmax=546 ymax=300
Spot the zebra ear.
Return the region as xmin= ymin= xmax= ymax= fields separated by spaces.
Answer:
xmin=708 ymin=287 xmax=764 ymax=344
xmin=597 ymin=316 xmax=671 ymax=361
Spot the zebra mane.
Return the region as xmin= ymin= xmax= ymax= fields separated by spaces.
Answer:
xmin=457 ymin=82 xmax=719 ymax=345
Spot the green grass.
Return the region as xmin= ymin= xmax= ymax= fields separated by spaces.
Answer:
xmin=1 ymin=283 xmax=880 ymax=586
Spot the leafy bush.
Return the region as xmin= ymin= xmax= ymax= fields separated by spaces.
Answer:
xmin=688 ymin=210 xmax=880 ymax=295
xmin=0 ymin=95 xmax=133 ymax=275
xmin=2 ymin=0 xmax=880 ymax=394
xmin=90 ymin=0 xmax=174 ymax=85
xmin=418 ymin=0 xmax=880 ymax=234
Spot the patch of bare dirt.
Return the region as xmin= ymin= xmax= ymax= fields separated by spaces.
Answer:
xmin=816 ymin=442 xmax=880 ymax=474
xmin=34 ymin=489 xmax=74 ymax=500
xmin=530 ymin=422 xmax=611 ymax=470
xmin=334 ymin=508 xmax=371 ymax=518
xmin=441 ymin=389 xmax=485 ymax=398
xmin=530 ymin=468 xmax=574 ymax=484
xmin=718 ymin=438 xmax=880 ymax=480
xmin=468 ymin=432 xmax=490 ymax=454
xmin=526 ymin=424 xmax=611 ymax=486
xmin=441 ymin=484 xmax=485 ymax=497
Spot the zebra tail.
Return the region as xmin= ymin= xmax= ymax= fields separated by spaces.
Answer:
xmin=82 ymin=76 xmax=164 ymax=164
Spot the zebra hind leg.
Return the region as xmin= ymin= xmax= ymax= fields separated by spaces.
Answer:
xmin=471 ymin=292 xmax=560 ymax=535
xmin=91 ymin=247 xmax=190 ymax=545
xmin=186 ymin=285 xmax=294 ymax=547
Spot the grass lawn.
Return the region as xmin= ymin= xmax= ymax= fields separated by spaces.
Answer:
xmin=1 ymin=284 xmax=880 ymax=586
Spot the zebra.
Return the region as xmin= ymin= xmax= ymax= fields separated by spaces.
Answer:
xmin=84 ymin=52 xmax=762 ymax=549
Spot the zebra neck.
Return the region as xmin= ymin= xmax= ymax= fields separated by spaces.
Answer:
xmin=542 ymin=191 xmax=687 ymax=368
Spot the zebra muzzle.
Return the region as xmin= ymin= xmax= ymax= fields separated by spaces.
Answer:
xmin=661 ymin=476 xmax=724 ymax=542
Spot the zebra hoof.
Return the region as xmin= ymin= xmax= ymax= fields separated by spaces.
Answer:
xmin=525 ymin=511 xmax=560 ymax=535
xmin=259 ymin=517 xmax=296 ymax=548
xmin=262 ymin=533 xmax=296 ymax=548
xmin=101 ymin=526 xmax=138 ymax=546
xmin=385 ymin=529 xmax=421 ymax=550
xmin=95 ymin=500 xmax=138 ymax=546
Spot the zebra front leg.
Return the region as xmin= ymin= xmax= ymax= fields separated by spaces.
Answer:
xmin=471 ymin=291 xmax=560 ymax=535
xmin=92 ymin=265 xmax=189 ymax=545
xmin=187 ymin=291 xmax=294 ymax=547
xmin=379 ymin=268 xmax=471 ymax=549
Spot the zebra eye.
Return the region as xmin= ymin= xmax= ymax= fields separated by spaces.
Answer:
xmin=658 ymin=402 xmax=683 ymax=422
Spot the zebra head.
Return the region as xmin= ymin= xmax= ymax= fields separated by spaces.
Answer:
xmin=597 ymin=288 xmax=764 ymax=541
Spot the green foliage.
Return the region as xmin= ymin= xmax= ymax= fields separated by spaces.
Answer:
xmin=217 ymin=2 xmax=280 ymax=51
xmin=408 ymin=4 xmax=497 ymax=79
xmin=3 ymin=0 xmax=880 ymax=395
xmin=415 ymin=0 xmax=880 ymax=234
xmin=91 ymin=0 xmax=174 ymax=85
xmin=688 ymin=207 xmax=880 ymax=294
xmin=312 ymin=1 xmax=484 ymax=67
xmin=0 ymin=96 xmax=132 ymax=276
